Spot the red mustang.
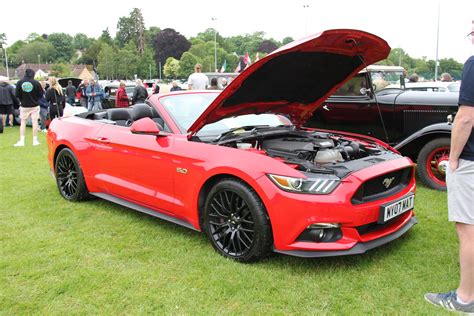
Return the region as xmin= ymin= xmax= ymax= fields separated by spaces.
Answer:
xmin=47 ymin=29 xmax=417 ymax=262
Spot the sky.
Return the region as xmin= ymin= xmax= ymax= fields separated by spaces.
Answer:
xmin=1 ymin=0 xmax=473 ymax=63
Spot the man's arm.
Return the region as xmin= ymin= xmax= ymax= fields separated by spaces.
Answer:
xmin=449 ymin=105 xmax=474 ymax=170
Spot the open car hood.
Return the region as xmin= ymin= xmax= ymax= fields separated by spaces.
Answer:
xmin=187 ymin=29 xmax=390 ymax=136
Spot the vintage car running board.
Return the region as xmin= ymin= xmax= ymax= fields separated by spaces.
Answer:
xmin=91 ymin=193 xmax=199 ymax=231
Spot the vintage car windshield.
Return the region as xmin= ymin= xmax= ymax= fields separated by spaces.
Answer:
xmin=370 ymin=70 xmax=404 ymax=91
xmin=160 ymin=93 xmax=293 ymax=136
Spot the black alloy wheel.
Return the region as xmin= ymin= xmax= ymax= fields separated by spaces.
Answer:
xmin=203 ymin=179 xmax=272 ymax=262
xmin=55 ymin=148 xmax=89 ymax=201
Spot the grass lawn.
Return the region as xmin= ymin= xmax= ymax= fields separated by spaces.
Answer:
xmin=0 ymin=126 xmax=456 ymax=314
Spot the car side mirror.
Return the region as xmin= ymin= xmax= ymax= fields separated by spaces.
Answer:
xmin=130 ymin=117 xmax=163 ymax=136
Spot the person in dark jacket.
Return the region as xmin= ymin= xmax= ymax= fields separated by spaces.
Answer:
xmin=170 ymin=81 xmax=182 ymax=92
xmin=65 ymin=80 xmax=76 ymax=105
xmin=45 ymin=76 xmax=65 ymax=120
xmin=0 ymin=79 xmax=19 ymax=131
xmin=132 ymin=79 xmax=148 ymax=104
xmin=14 ymin=68 xmax=43 ymax=146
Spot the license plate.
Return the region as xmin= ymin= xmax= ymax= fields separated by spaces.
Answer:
xmin=379 ymin=194 xmax=415 ymax=223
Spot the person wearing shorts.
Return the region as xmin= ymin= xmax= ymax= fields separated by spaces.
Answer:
xmin=14 ymin=69 xmax=43 ymax=146
xmin=425 ymin=56 xmax=474 ymax=313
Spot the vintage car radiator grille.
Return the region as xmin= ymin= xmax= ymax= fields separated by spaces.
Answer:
xmin=351 ymin=167 xmax=413 ymax=205
xmin=403 ymin=109 xmax=450 ymax=134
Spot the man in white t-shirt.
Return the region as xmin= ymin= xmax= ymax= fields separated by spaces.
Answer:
xmin=188 ymin=64 xmax=209 ymax=90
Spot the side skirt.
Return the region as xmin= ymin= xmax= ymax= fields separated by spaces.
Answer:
xmin=91 ymin=192 xmax=199 ymax=231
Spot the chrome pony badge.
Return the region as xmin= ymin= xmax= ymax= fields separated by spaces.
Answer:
xmin=383 ymin=177 xmax=395 ymax=189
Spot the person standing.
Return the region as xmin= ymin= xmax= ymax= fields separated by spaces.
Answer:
xmin=170 ymin=81 xmax=182 ymax=92
xmin=14 ymin=68 xmax=43 ymax=146
xmin=45 ymin=77 xmax=65 ymax=120
xmin=78 ymin=79 xmax=89 ymax=108
xmin=115 ymin=81 xmax=130 ymax=108
xmin=65 ymin=80 xmax=76 ymax=105
xmin=0 ymin=78 xmax=18 ymax=130
xmin=38 ymin=81 xmax=49 ymax=132
xmin=187 ymin=64 xmax=209 ymax=90
xmin=132 ymin=79 xmax=148 ymax=104
xmin=86 ymin=79 xmax=104 ymax=111
xmin=425 ymin=56 xmax=474 ymax=313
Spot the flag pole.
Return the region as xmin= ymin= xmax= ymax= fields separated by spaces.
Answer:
xmin=434 ymin=3 xmax=440 ymax=81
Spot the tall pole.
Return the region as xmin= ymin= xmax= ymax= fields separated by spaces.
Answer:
xmin=212 ymin=17 xmax=217 ymax=72
xmin=159 ymin=62 xmax=162 ymax=80
xmin=149 ymin=64 xmax=151 ymax=80
xmin=434 ymin=3 xmax=440 ymax=81
xmin=4 ymin=47 xmax=9 ymax=78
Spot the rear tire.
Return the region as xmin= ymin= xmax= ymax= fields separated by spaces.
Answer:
xmin=202 ymin=179 xmax=273 ymax=263
xmin=417 ymin=138 xmax=450 ymax=191
xmin=55 ymin=148 xmax=89 ymax=201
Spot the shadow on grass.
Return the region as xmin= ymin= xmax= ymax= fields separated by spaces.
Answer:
xmin=81 ymin=194 xmax=418 ymax=274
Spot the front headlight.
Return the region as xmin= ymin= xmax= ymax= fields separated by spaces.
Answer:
xmin=268 ymin=174 xmax=340 ymax=194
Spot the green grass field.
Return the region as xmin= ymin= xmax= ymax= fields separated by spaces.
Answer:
xmin=0 ymin=126 xmax=456 ymax=314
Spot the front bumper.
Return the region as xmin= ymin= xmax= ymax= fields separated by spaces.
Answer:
xmin=255 ymin=157 xmax=417 ymax=254
xmin=274 ymin=216 xmax=417 ymax=258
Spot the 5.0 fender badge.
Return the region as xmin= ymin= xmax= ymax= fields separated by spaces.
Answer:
xmin=176 ymin=168 xmax=188 ymax=174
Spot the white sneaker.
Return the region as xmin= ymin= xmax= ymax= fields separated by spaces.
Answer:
xmin=41 ymin=129 xmax=48 ymax=133
xmin=14 ymin=141 xmax=25 ymax=147
xmin=33 ymin=140 xmax=40 ymax=146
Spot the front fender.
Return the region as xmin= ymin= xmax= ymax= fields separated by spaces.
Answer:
xmin=394 ymin=122 xmax=452 ymax=151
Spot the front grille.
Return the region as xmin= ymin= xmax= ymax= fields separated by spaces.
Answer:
xmin=351 ymin=167 xmax=413 ymax=205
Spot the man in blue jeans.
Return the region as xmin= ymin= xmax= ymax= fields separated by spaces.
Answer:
xmin=424 ymin=55 xmax=474 ymax=313
xmin=86 ymin=79 xmax=103 ymax=111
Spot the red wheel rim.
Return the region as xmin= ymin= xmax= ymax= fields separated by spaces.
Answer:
xmin=425 ymin=146 xmax=449 ymax=187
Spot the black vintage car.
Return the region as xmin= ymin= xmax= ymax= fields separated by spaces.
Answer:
xmin=308 ymin=65 xmax=456 ymax=191
xmin=102 ymin=81 xmax=136 ymax=109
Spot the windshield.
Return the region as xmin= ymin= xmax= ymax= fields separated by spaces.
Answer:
xmin=370 ymin=70 xmax=404 ymax=91
xmin=160 ymin=93 xmax=293 ymax=136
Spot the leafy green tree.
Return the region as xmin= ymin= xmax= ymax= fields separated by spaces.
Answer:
xmin=26 ymin=33 xmax=43 ymax=43
xmin=153 ymin=28 xmax=190 ymax=68
xmin=48 ymin=33 xmax=75 ymax=62
xmin=73 ymin=33 xmax=91 ymax=50
xmin=50 ymin=63 xmax=72 ymax=77
xmin=439 ymin=58 xmax=463 ymax=80
xmin=0 ymin=33 xmax=6 ymax=48
xmin=281 ymin=37 xmax=294 ymax=45
xmin=79 ymin=39 xmax=102 ymax=65
xmin=178 ymin=52 xmax=199 ymax=78
xmin=115 ymin=43 xmax=139 ymax=79
xmin=163 ymin=57 xmax=180 ymax=79
xmin=257 ymin=40 xmax=278 ymax=53
xmin=116 ymin=8 xmax=146 ymax=54
xmin=99 ymin=28 xmax=114 ymax=46
xmin=145 ymin=26 xmax=161 ymax=48
xmin=15 ymin=41 xmax=56 ymax=64
xmin=136 ymin=47 xmax=157 ymax=79
xmin=97 ymin=44 xmax=116 ymax=79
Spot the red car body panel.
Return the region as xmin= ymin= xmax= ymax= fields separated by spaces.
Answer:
xmin=47 ymin=30 xmax=416 ymax=258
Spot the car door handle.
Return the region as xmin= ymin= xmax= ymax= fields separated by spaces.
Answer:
xmin=95 ymin=137 xmax=110 ymax=144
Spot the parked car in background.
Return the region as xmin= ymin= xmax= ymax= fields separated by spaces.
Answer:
xmin=47 ymin=29 xmax=417 ymax=262
xmin=103 ymin=81 xmax=136 ymax=108
xmin=386 ymin=81 xmax=461 ymax=93
xmin=309 ymin=66 xmax=457 ymax=190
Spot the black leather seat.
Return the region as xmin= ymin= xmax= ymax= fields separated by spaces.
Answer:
xmin=107 ymin=108 xmax=132 ymax=126
xmin=150 ymin=106 xmax=165 ymax=128
xmin=131 ymin=104 xmax=153 ymax=121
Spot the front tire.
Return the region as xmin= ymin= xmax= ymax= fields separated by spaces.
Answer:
xmin=55 ymin=148 xmax=89 ymax=201
xmin=417 ymin=138 xmax=450 ymax=191
xmin=203 ymin=179 xmax=273 ymax=263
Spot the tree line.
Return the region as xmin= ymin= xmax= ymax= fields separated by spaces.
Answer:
xmin=0 ymin=8 xmax=465 ymax=80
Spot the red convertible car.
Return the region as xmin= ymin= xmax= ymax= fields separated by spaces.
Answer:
xmin=47 ymin=30 xmax=417 ymax=262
